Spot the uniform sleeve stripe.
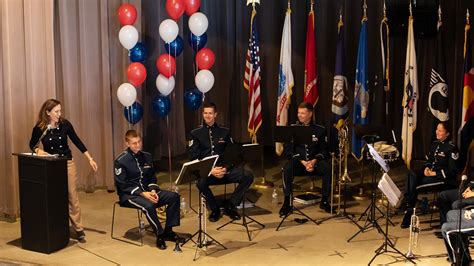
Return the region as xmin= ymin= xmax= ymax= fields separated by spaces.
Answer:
xmin=131 ymin=187 xmax=139 ymax=194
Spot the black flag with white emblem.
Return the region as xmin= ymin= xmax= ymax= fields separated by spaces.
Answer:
xmin=427 ymin=13 xmax=449 ymax=141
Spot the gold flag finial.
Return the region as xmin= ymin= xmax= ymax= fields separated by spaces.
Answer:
xmin=362 ymin=0 xmax=367 ymax=21
xmin=383 ymin=1 xmax=387 ymax=19
xmin=338 ymin=6 xmax=343 ymax=33
xmin=310 ymin=0 xmax=314 ymax=12
xmin=246 ymin=0 xmax=260 ymax=7
xmin=287 ymin=0 xmax=291 ymax=9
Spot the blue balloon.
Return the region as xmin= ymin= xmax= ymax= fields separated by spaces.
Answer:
xmin=165 ymin=35 xmax=184 ymax=57
xmin=123 ymin=102 xmax=143 ymax=124
xmin=184 ymin=88 xmax=203 ymax=111
xmin=188 ymin=32 xmax=207 ymax=51
xmin=129 ymin=42 xmax=147 ymax=63
xmin=151 ymin=95 xmax=171 ymax=118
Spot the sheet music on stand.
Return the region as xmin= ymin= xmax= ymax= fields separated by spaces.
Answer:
xmin=367 ymin=143 xmax=390 ymax=173
xmin=175 ymin=155 xmax=219 ymax=186
xmin=378 ymin=173 xmax=402 ymax=207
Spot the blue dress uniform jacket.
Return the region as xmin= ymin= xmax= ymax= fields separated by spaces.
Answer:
xmin=284 ymin=122 xmax=329 ymax=161
xmin=114 ymin=149 xmax=160 ymax=203
xmin=188 ymin=123 xmax=232 ymax=165
xmin=187 ymin=123 xmax=253 ymax=211
xmin=425 ymin=140 xmax=460 ymax=182
xmin=114 ymin=148 xmax=180 ymax=236
xmin=404 ymin=139 xmax=460 ymax=211
xmin=282 ymin=122 xmax=332 ymax=198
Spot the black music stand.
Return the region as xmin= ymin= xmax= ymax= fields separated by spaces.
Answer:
xmin=368 ymin=172 xmax=415 ymax=265
xmin=216 ymin=143 xmax=265 ymax=241
xmin=316 ymin=152 xmax=361 ymax=227
xmin=274 ymin=126 xmax=320 ymax=231
xmin=348 ymin=137 xmax=393 ymax=242
xmin=177 ymin=155 xmax=227 ymax=260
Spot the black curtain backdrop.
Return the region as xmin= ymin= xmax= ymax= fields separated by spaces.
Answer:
xmin=138 ymin=0 xmax=474 ymax=161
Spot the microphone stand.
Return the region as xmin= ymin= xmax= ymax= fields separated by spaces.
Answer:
xmin=455 ymin=176 xmax=467 ymax=265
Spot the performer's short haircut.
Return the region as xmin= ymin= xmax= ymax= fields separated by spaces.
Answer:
xmin=125 ymin=130 xmax=140 ymax=142
xmin=298 ymin=102 xmax=313 ymax=112
xmin=203 ymin=102 xmax=217 ymax=112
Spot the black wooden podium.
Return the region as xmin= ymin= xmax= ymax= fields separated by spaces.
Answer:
xmin=13 ymin=153 xmax=70 ymax=254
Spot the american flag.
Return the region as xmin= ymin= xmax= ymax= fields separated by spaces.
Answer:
xmin=244 ymin=9 xmax=262 ymax=142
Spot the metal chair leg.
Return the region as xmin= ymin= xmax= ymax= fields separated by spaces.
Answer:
xmin=111 ymin=202 xmax=144 ymax=246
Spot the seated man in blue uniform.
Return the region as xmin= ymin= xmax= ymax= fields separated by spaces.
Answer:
xmin=114 ymin=130 xmax=181 ymax=250
xmin=187 ymin=102 xmax=254 ymax=222
xmin=435 ymin=140 xmax=474 ymax=238
xmin=442 ymin=209 xmax=473 ymax=265
xmin=279 ymin=102 xmax=332 ymax=216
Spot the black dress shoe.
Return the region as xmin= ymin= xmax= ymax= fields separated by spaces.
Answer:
xmin=209 ymin=209 xmax=221 ymax=222
xmin=279 ymin=205 xmax=291 ymax=217
xmin=156 ymin=237 xmax=167 ymax=250
xmin=400 ymin=209 xmax=413 ymax=229
xmin=162 ymin=229 xmax=185 ymax=243
xmin=76 ymin=230 xmax=86 ymax=243
xmin=224 ymin=206 xmax=241 ymax=220
xmin=319 ymin=201 xmax=331 ymax=213
xmin=433 ymin=231 xmax=443 ymax=239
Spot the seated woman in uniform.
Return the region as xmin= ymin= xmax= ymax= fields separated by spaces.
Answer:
xmin=401 ymin=121 xmax=460 ymax=228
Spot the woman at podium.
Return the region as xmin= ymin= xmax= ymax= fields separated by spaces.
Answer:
xmin=29 ymin=99 xmax=98 ymax=243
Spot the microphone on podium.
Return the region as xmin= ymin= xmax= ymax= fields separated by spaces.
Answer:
xmin=31 ymin=125 xmax=51 ymax=154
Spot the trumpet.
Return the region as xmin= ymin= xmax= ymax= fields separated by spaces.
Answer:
xmin=406 ymin=207 xmax=420 ymax=259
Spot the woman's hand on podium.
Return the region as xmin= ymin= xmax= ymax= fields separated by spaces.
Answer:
xmin=35 ymin=148 xmax=51 ymax=156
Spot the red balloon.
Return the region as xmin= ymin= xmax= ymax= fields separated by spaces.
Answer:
xmin=127 ymin=62 xmax=147 ymax=87
xmin=184 ymin=0 xmax=200 ymax=16
xmin=196 ymin=48 xmax=215 ymax=70
xmin=118 ymin=4 xmax=137 ymax=26
xmin=166 ymin=0 xmax=185 ymax=20
xmin=156 ymin=54 xmax=176 ymax=78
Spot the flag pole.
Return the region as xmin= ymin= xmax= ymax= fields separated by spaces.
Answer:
xmin=245 ymin=0 xmax=273 ymax=189
xmin=380 ymin=0 xmax=390 ymax=125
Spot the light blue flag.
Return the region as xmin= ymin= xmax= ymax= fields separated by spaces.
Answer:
xmin=352 ymin=19 xmax=369 ymax=160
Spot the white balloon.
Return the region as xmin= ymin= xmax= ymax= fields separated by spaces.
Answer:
xmin=188 ymin=12 xmax=208 ymax=36
xmin=155 ymin=74 xmax=175 ymax=96
xmin=159 ymin=19 xmax=179 ymax=43
xmin=117 ymin=83 xmax=137 ymax=107
xmin=195 ymin=70 xmax=214 ymax=94
xmin=119 ymin=25 xmax=139 ymax=50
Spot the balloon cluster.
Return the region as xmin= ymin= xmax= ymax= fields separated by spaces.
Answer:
xmin=157 ymin=0 xmax=214 ymax=113
xmin=117 ymin=3 xmax=145 ymax=124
